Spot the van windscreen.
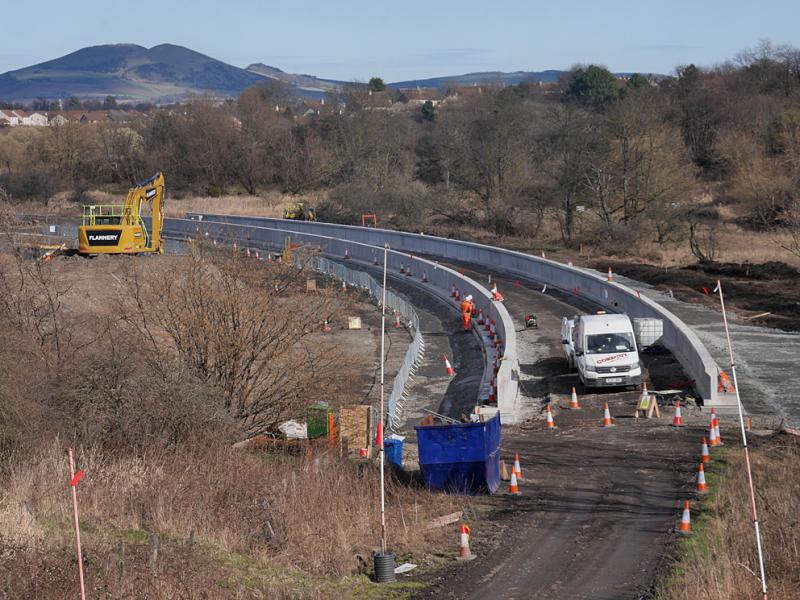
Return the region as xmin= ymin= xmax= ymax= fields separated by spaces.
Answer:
xmin=586 ymin=332 xmax=635 ymax=354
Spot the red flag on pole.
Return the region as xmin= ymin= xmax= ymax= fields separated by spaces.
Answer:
xmin=70 ymin=470 xmax=85 ymax=487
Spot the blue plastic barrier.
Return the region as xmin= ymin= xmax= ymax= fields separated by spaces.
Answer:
xmin=384 ymin=438 xmax=403 ymax=468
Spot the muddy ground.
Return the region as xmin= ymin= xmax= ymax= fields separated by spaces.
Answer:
xmin=603 ymin=260 xmax=800 ymax=332
xmin=398 ymin=262 xmax=702 ymax=600
xmin=415 ymin=406 xmax=710 ymax=600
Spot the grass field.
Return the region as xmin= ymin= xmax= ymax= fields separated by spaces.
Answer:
xmin=655 ymin=432 xmax=800 ymax=600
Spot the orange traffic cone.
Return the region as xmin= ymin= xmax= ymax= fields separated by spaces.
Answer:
xmin=457 ymin=523 xmax=475 ymax=560
xmin=246 ymin=247 xmax=251 ymax=258
xmin=507 ymin=470 xmax=521 ymax=495
xmin=708 ymin=419 xmax=719 ymax=447
xmin=546 ymin=405 xmax=557 ymax=430
xmin=422 ymin=270 xmax=428 ymax=282
xmin=443 ymin=355 xmax=456 ymax=377
xmin=399 ymin=263 xmax=405 ymax=274
xmin=714 ymin=417 xmax=723 ymax=446
xmin=394 ymin=311 xmax=402 ymax=328
xmin=450 ymin=283 xmax=457 ymax=298
xmin=601 ymin=402 xmax=615 ymax=427
xmin=678 ymin=500 xmax=692 ymax=535
xmin=696 ymin=463 xmax=708 ymax=494
xmin=746 ymin=416 xmax=752 ymax=432
xmin=701 ymin=437 xmax=711 ymax=464
xmin=341 ymin=280 xmax=347 ymax=292
xmin=344 ymin=248 xmax=350 ymax=260
xmin=513 ymin=452 xmax=522 ymax=481
xmin=569 ymin=386 xmax=581 ymax=410
xmin=672 ymin=401 xmax=684 ymax=427
xmin=267 ymin=252 xmax=273 ymax=263
xmin=607 ymin=267 xmax=613 ymax=282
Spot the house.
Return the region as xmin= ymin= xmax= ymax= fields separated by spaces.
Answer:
xmin=26 ymin=111 xmax=49 ymax=126
xmin=300 ymin=99 xmax=326 ymax=116
xmin=398 ymin=87 xmax=445 ymax=106
xmin=363 ymin=90 xmax=392 ymax=109
xmin=106 ymin=110 xmax=145 ymax=123
xmin=77 ymin=111 xmax=111 ymax=124
xmin=346 ymin=90 xmax=393 ymax=111
xmin=49 ymin=113 xmax=70 ymax=126
xmin=0 ymin=109 xmax=49 ymax=126
xmin=0 ymin=110 xmax=19 ymax=126
xmin=445 ymin=85 xmax=484 ymax=99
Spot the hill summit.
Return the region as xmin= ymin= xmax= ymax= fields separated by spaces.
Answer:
xmin=0 ymin=43 xmax=264 ymax=103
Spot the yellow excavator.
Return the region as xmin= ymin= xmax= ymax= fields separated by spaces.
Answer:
xmin=78 ymin=172 xmax=165 ymax=255
xmin=283 ymin=202 xmax=316 ymax=221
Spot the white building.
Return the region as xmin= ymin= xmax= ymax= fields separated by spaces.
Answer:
xmin=0 ymin=109 xmax=50 ymax=126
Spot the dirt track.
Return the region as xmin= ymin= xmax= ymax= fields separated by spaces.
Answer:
xmin=413 ymin=267 xmax=705 ymax=600
xmin=419 ymin=408 xmax=703 ymax=600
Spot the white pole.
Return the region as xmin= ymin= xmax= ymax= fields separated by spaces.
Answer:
xmin=67 ymin=448 xmax=86 ymax=600
xmin=379 ymin=243 xmax=388 ymax=554
xmin=716 ymin=280 xmax=768 ymax=600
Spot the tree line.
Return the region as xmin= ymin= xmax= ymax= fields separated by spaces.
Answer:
xmin=1 ymin=40 xmax=799 ymax=255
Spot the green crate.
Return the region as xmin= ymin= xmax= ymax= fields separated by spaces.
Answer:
xmin=307 ymin=402 xmax=332 ymax=439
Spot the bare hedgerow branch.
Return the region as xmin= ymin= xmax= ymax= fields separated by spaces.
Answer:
xmin=118 ymin=248 xmax=356 ymax=433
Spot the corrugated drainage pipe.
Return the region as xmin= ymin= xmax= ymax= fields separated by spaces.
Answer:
xmin=373 ymin=552 xmax=396 ymax=583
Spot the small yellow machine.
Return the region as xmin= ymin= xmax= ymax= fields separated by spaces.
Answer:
xmin=283 ymin=202 xmax=316 ymax=221
xmin=78 ymin=172 xmax=165 ymax=254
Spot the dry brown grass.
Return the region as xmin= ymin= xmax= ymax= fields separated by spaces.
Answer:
xmin=0 ymin=243 xmax=459 ymax=598
xmin=163 ymin=191 xmax=327 ymax=219
xmin=1 ymin=442 xmax=457 ymax=597
xmin=656 ymin=434 xmax=800 ymax=599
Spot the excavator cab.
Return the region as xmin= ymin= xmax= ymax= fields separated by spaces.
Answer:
xmin=78 ymin=172 xmax=165 ymax=255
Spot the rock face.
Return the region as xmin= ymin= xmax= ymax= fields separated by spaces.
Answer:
xmin=0 ymin=43 xmax=265 ymax=103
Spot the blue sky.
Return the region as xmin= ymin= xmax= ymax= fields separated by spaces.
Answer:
xmin=2 ymin=0 xmax=798 ymax=81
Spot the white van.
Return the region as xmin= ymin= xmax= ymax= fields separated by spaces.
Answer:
xmin=561 ymin=313 xmax=643 ymax=389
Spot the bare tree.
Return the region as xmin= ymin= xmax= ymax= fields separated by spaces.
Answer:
xmin=119 ymin=249 xmax=357 ymax=433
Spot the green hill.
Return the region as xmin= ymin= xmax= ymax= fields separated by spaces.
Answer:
xmin=0 ymin=43 xmax=265 ymax=103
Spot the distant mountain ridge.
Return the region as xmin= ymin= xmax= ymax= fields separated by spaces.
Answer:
xmin=0 ymin=43 xmax=661 ymax=104
xmin=0 ymin=44 xmax=264 ymax=103
xmin=245 ymin=63 xmax=352 ymax=95
xmin=388 ymin=70 xmax=569 ymax=89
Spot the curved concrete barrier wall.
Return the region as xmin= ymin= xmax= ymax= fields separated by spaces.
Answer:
xmin=187 ymin=214 xmax=721 ymax=405
xmin=165 ymin=218 xmax=521 ymax=423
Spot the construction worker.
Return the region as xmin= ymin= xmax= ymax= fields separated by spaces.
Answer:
xmin=460 ymin=295 xmax=475 ymax=331
xmin=718 ymin=371 xmax=735 ymax=393
xmin=491 ymin=284 xmax=504 ymax=302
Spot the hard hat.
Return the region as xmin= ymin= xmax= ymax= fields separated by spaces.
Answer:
xmin=466 ymin=295 xmax=473 ymax=301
